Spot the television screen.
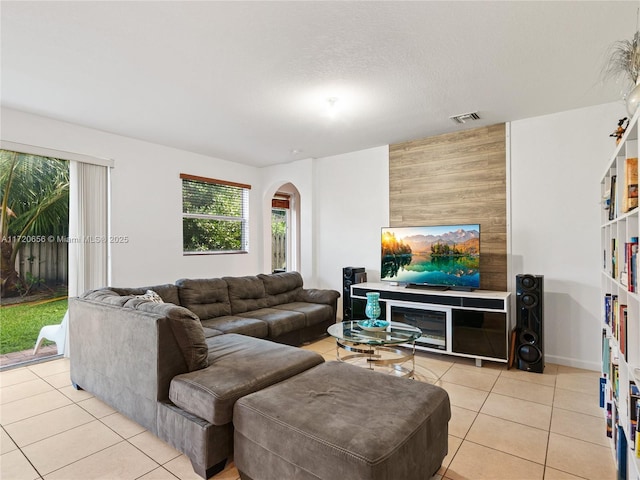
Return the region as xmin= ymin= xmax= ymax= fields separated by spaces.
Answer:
xmin=381 ymin=224 xmax=480 ymax=289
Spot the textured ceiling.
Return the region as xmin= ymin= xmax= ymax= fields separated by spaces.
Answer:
xmin=1 ymin=1 xmax=638 ymax=167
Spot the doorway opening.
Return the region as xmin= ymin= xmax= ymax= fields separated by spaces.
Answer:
xmin=0 ymin=150 xmax=69 ymax=367
xmin=270 ymin=184 xmax=300 ymax=273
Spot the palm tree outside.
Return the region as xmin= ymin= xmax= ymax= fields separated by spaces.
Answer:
xmin=0 ymin=150 xmax=70 ymax=362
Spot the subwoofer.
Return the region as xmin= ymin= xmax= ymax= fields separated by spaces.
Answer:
xmin=515 ymin=274 xmax=544 ymax=373
xmin=343 ymin=267 xmax=366 ymax=320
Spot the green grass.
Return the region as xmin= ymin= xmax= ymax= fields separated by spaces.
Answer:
xmin=0 ymin=299 xmax=68 ymax=354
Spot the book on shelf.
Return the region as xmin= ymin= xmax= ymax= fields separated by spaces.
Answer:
xmin=605 ymin=295 xmax=613 ymax=327
xmin=633 ymin=240 xmax=639 ymax=292
xmin=630 ymin=382 xmax=640 ymax=450
xmin=623 ymin=157 xmax=638 ymax=213
xmin=603 ymin=328 xmax=611 ymax=373
xmin=612 ymin=238 xmax=618 ymax=279
xmin=608 ymin=401 xmax=614 ymax=438
xmin=621 ymin=266 xmax=629 ymax=287
xmin=609 ymin=295 xmax=620 ymax=341
xmin=619 ymin=304 xmax=628 ymax=359
xmin=627 ymin=238 xmax=639 ymax=292
xmin=610 ymin=174 xmax=618 ymax=221
xmin=636 ymin=394 xmax=640 ymax=459
xmin=618 ymin=424 xmax=628 ymax=480
xmin=609 ymin=359 xmax=620 ymax=403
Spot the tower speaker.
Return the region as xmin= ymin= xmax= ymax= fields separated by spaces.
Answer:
xmin=515 ymin=274 xmax=544 ymax=373
xmin=343 ymin=267 xmax=367 ymax=321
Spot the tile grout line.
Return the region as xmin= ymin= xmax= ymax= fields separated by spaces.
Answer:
xmin=446 ymin=367 xmax=551 ymax=478
xmin=541 ymin=375 xmax=557 ymax=478
xmin=437 ymin=361 xmax=486 ymax=479
xmin=4 ymin=361 xmax=198 ymax=480
xmin=1 ymin=424 xmax=46 ymax=480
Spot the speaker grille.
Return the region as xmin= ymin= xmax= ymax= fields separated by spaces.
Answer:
xmin=521 ymin=293 xmax=538 ymax=308
xmin=517 ymin=344 xmax=542 ymax=364
xmin=520 ymin=275 xmax=538 ymax=290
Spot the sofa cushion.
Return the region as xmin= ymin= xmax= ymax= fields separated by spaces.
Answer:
xmin=203 ymin=327 xmax=225 ymax=338
xmin=169 ymin=334 xmax=324 ymax=426
xmin=257 ymin=272 xmax=304 ymax=307
xmin=201 ymin=316 xmax=268 ymax=338
xmin=81 ymin=289 xmax=132 ymax=306
xmin=176 ymin=278 xmax=232 ymax=320
xmin=273 ymin=302 xmax=334 ymax=327
xmin=238 ymin=308 xmax=306 ymax=338
xmin=223 ymin=276 xmax=268 ymax=314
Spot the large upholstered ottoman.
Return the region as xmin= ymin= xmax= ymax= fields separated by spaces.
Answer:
xmin=233 ymin=361 xmax=450 ymax=480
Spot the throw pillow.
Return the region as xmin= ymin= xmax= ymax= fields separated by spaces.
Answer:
xmin=135 ymin=289 xmax=164 ymax=303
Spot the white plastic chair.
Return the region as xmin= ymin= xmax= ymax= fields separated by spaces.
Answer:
xmin=33 ymin=310 xmax=68 ymax=355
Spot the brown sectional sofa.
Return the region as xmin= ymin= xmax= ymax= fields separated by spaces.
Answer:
xmin=70 ymin=270 xmax=451 ymax=480
xmin=69 ymin=271 xmax=339 ymax=478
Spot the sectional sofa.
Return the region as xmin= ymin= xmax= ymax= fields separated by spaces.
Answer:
xmin=69 ymin=271 xmax=450 ymax=480
xmin=69 ymin=271 xmax=339 ymax=477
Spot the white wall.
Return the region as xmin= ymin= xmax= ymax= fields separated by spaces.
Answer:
xmin=313 ymin=146 xmax=389 ymax=316
xmin=510 ymin=101 xmax=626 ymax=370
xmin=1 ymin=108 xmax=263 ymax=286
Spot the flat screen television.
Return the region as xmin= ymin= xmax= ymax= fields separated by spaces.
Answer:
xmin=381 ymin=224 xmax=480 ymax=290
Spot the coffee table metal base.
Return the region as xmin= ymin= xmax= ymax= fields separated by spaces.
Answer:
xmin=335 ymin=340 xmax=416 ymax=378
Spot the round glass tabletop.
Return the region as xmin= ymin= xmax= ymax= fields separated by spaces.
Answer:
xmin=327 ymin=321 xmax=422 ymax=345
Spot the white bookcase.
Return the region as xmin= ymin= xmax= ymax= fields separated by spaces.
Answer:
xmin=601 ymin=107 xmax=640 ymax=479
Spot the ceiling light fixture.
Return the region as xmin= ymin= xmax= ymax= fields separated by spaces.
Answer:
xmin=325 ymin=96 xmax=341 ymax=119
xmin=449 ymin=111 xmax=481 ymax=124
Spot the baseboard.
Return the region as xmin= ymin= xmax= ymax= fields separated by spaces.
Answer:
xmin=545 ymin=354 xmax=600 ymax=372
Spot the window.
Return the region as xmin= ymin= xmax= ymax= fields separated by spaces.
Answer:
xmin=181 ymin=174 xmax=250 ymax=254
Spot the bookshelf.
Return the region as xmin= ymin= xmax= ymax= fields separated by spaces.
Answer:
xmin=602 ymin=107 xmax=640 ymax=480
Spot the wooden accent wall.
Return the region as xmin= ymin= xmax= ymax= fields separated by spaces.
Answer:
xmin=389 ymin=124 xmax=507 ymax=291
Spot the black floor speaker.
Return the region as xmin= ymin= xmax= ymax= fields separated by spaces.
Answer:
xmin=343 ymin=267 xmax=366 ymax=320
xmin=515 ymin=274 xmax=544 ymax=373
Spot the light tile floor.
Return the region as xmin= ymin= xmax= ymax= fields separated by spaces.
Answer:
xmin=0 ymin=336 xmax=615 ymax=480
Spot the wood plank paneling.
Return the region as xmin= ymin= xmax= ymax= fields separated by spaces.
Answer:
xmin=389 ymin=124 xmax=507 ymax=291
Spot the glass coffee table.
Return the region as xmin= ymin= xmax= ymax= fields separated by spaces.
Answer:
xmin=327 ymin=321 xmax=423 ymax=378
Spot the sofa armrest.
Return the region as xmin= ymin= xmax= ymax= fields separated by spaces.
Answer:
xmin=297 ymin=288 xmax=340 ymax=305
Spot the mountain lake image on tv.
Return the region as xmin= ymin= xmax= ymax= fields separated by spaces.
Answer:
xmin=381 ymin=224 xmax=480 ymax=288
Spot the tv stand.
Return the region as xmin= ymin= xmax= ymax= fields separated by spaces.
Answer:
xmin=350 ymin=282 xmax=511 ymax=366
xmin=405 ymin=283 xmax=449 ymax=291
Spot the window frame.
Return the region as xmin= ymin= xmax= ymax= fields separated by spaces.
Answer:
xmin=180 ymin=173 xmax=251 ymax=255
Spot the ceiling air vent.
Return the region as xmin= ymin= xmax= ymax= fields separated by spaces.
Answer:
xmin=449 ymin=111 xmax=481 ymax=124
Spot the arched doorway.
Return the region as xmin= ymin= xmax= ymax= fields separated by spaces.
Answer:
xmin=270 ymin=183 xmax=300 ymax=273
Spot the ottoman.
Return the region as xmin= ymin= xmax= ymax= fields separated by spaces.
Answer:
xmin=233 ymin=361 xmax=450 ymax=480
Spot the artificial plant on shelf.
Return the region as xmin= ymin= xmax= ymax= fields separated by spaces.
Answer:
xmin=603 ymin=30 xmax=640 ymax=115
